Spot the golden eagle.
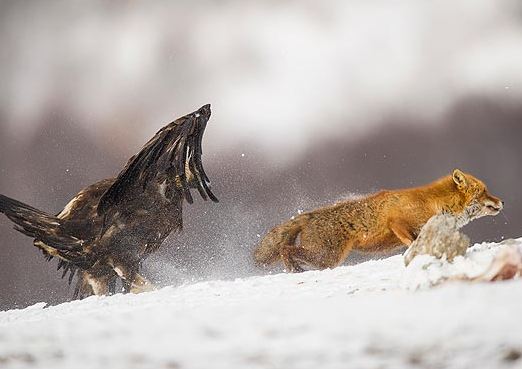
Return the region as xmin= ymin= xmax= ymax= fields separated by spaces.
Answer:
xmin=0 ymin=104 xmax=218 ymax=297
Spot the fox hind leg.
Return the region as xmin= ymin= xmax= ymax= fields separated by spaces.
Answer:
xmin=281 ymin=237 xmax=354 ymax=272
xmin=280 ymin=245 xmax=337 ymax=272
xmin=280 ymin=245 xmax=306 ymax=272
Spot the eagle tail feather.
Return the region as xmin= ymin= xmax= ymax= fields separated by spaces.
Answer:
xmin=0 ymin=194 xmax=83 ymax=252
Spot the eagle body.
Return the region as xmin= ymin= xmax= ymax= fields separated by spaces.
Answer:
xmin=0 ymin=104 xmax=217 ymax=297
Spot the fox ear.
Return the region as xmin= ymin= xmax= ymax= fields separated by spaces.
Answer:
xmin=452 ymin=169 xmax=467 ymax=189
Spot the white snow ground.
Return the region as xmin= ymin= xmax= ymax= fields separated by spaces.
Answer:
xmin=1 ymin=239 xmax=522 ymax=369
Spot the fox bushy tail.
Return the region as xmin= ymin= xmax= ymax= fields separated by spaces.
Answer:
xmin=254 ymin=215 xmax=308 ymax=267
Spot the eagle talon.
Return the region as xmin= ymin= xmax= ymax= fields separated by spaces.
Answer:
xmin=128 ymin=273 xmax=156 ymax=294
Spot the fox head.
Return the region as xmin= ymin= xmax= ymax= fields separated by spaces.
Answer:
xmin=452 ymin=169 xmax=503 ymax=224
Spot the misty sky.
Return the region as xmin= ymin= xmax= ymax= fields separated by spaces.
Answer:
xmin=1 ymin=0 xmax=522 ymax=161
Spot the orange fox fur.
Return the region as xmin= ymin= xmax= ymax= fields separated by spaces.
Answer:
xmin=254 ymin=169 xmax=503 ymax=272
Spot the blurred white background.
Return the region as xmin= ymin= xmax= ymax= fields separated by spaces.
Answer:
xmin=2 ymin=0 xmax=522 ymax=157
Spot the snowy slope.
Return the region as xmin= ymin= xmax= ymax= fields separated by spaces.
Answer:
xmin=1 ymin=239 xmax=522 ymax=369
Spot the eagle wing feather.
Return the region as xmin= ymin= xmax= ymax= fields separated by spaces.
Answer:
xmin=97 ymin=104 xmax=218 ymax=217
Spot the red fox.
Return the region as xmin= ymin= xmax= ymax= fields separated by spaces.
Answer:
xmin=254 ymin=169 xmax=503 ymax=272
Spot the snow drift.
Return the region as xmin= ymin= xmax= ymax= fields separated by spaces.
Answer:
xmin=1 ymin=238 xmax=521 ymax=369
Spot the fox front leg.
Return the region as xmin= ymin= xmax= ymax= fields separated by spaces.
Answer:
xmin=389 ymin=221 xmax=416 ymax=246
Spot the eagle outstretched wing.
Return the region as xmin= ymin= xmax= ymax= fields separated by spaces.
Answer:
xmin=0 ymin=104 xmax=219 ymax=297
xmin=97 ymin=104 xmax=218 ymax=217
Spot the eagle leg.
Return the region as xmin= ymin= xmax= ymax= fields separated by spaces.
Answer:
xmin=75 ymin=271 xmax=115 ymax=297
xmin=73 ymin=271 xmax=94 ymax=299
xmin=129 ymin=273 xmax=155 ymax=294
xmin=113 ymin=263 xmax=155 ymax=294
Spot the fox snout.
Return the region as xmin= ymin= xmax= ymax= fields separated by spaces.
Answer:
xmin=482 ymin=195 xmax=503 ymax=215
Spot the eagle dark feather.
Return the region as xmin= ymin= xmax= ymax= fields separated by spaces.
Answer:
xmin=98 ymin=103 xmax=217 ymax=215
xmin=0 ymin=104 xmax=217 ymax=298
xmin=0 ymin=195 xmax=84 ymax=251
